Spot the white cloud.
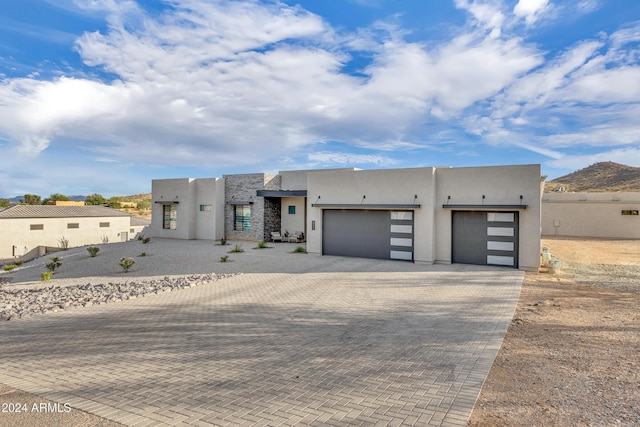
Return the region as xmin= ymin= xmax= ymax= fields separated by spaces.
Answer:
xmin=308 ymin=151 xmax=397 ymax=167
xmin=548 ymin=146 xmax=640 ymax=170
xmin=513 ymin=0 xmax=550 ymax=26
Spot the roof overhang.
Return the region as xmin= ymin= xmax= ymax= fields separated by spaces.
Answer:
xmin=442 ymin=204 xmax=527 ymax=210
xmin=226 ymin=201 xmax=254 ymax=205
xmin=154 ymin=200 xmax=179 ymax=204
xmin=257 ymin=190 xmax=307 ymax=197
xmin=312 ymin=203 xmax=421 ymax=210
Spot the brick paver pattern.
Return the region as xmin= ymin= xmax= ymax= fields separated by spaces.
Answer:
xmin=0 ymin=264 xmax=523 ymax=426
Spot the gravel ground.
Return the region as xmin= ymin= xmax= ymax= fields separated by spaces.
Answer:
xmin=469 ymin=237 xmax=640 ymax=426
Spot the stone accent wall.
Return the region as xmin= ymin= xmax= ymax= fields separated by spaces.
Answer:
xmin=223 ymin=173 xmax=281 ymax=241
xmin=263 ymin=197 xmax=281 ymax=241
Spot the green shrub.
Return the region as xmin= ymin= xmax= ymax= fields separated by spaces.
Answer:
xmin=219 ymin=237 xmax=227 ymax=245
xmin=139 ymin=252 xmax=147 ymax=257
xmin=220 ymin=255 xmax=229 ymax=262
xmin=228 ymin=244 xmax=244 ymax=253
xmin=142 ymin=237 xmax=151 ymax=244
xmin=14 ymin=260 xmax=23 ymax=266
xmin=46 ymin=256 xmax=62 ymax=273
xmin=293 ymin=245 xmax=306 ymax=253
xmin=87 ymin=247 xmax=100 ymax=257
xmin=256 ymin=240 xmax=269 ymax=249
xmin=3 ymin=264 xmax=16 ymax=271
xmin=119 ymin=257 xmax=135 ymax=273
xmin=41 ymin=272 xmax=52 ymax=281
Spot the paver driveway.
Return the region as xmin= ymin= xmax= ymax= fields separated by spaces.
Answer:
xmin=0 ymin=259 xmax=523 ymax=426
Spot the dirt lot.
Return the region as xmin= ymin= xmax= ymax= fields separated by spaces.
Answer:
xmin=468 ymin=237 xmax=640 ymax=426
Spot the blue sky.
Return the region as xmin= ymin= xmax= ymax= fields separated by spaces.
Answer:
xmin=1 ymin=0 xmax=640 ymax=198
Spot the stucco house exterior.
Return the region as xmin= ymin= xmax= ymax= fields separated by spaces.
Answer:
xmin=151 ymin=164 xmax=542 ymax=271
xmin=0 ymin=205 xmax=149 ymax=263
xmin=542 ymin=192 xmax=640 ymax=238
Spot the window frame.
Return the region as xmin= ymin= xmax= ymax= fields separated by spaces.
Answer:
xmin=234 ymin=205 xmax=251 ymax=231
xmin=163 ymin=204 xmax=178 ymax=229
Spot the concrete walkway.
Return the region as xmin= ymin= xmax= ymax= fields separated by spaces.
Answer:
xmin=0 ymin=252 xmax=523 ymax=426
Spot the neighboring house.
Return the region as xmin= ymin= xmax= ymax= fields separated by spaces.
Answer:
xmin=542 ymin=192 xmax=640 ymax=238
xmin=0 ymin=205 xmax=149 ymax=263
xmin=151 ymin=164 xmax=542 ymax=271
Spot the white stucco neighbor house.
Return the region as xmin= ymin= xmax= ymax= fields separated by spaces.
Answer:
xmin=151 ymin=164 xmax=543 ymax=271
xmin=0 ymin=205 xmax=149 ymax=263
xmin=542 ymin=192 xmax=640 ymax=238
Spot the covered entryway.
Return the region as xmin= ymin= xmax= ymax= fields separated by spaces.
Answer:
xmin=322 ymin=209 xmax=414 ymax=261
xmin=452 ymin=211 xmax=519 ymax=267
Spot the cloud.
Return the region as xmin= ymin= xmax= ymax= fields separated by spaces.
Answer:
xmin=513 ymin=0 xmax=550 ymax=26
xmin=547 ymin=146 xmax=640 ymax=170
xmin=307 ymin=151 xmax=397 ymax=167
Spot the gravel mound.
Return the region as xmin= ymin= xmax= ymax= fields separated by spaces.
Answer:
xmin=0 ymin=273 xmax=237 ymax=321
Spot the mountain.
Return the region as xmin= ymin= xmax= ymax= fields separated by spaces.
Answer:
xmin=546 ymin=162 xmax=640 ymax=192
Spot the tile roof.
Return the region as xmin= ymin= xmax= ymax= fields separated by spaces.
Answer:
xmin=0 ymin=205 xmax=133 ymax=219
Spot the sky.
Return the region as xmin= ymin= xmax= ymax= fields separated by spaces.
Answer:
xmin=1 ymin=0 xmax=640 ymax=198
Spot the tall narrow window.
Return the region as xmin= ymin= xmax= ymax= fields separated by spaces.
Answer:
xmin=288 ymin=205 xmax=296 ymax=214
xmin=163 ymin=204 xmax=178 ymax=229
xmin=234 ymin=205 xmax=251 ymax=231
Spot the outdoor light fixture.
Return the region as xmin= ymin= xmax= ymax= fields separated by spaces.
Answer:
xmin=361 ymin=195 xmax=366 ymax=204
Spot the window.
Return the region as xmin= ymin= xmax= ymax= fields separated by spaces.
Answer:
xmin=234 ymin=205 xmax=251 ymax=231
xmin=130 ymin=228 xmax=135 ymax=233
xmin=621 ymin=210 xmax=639 ymax=216
xmin=163 ymin=204 xmax=177 ymax=229
xmin=30 ymin=224 xmax=44 ymax=230
xmin=67 ymin=223 xmax=79 ymax=229
xmin=99 ymin=222 xmax=110 ymax=228
xmin=200 ymin=204 xmax=212 ymax=212
xmin=288 ymin=205 xmax=296 ymax=215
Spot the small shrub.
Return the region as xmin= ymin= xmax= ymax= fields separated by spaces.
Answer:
xmin=137 ymin=234 xmax=144 ymax=241
xmin=139 ymin=252 xmax=147 ymax=257
xmin=142 ymin=237 xmax=151 ymax=244
xmin=59 ymin=236 xmax=69 ymax=250
xmin=3 ymin=264 xmax=16 ymax=272
xmin=220 ymin=255 xmax=229 ymax=262
xmin=87 ymin=247 xmax=100 ymax=257
xmin=46 ymin=256 xmax=62 ymax=273
xmin=14 ymin=260 xmax=23 ymax=266
xmin=219 ymin=237 xmax=227 ymax=245
xmin=41 ymin=272 xmax=52 ymax=281
xmin=228 ymin=244 xmax=244 ymax=253
xmin=119 ymin=257 xmax=135 ymax=273
xmin=256 ymin=240 xmax=269 ymax=249
xmin=293 ymin=245 xmax=307 ymax=253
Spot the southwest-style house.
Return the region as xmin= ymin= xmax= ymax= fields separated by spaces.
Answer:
xmin=151 ymin=165 xmax=543 ymax=271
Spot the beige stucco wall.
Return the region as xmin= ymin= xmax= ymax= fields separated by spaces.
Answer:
xmin=306 ymin=167 xmax=436 ymax=262
xmin=434 ymin=164 xmax=542 ymax=271
xmin=542 ymin=192 xmax=640 ymax=238
xmin=150 ymin=177 xmax=225 ymax=240
xmin=150 ymin=178 xmax=193 ymax=240
xmin=281 ymin=197 xmax=306 ymax=235
xmin=0 ymin=216 xmax=131 ymax=260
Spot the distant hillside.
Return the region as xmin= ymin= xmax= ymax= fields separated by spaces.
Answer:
xmin=546 ymin=162 xmax=640 ymax=192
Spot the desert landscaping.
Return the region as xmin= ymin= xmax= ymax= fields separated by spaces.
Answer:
xmin=469 ymin=237 xmax=640 ymax=426
xmin=1 ymin=237 xmax=638 ymax=426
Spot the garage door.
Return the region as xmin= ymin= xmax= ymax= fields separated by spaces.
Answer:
xmin=322 ymin=210 xmax=414 ymax=261
xmin=452 ymin=211 xmax=519 ymax=267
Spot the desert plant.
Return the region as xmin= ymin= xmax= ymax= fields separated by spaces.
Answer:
xmin=228 ymin=244 xmax=244 ymax=253
xmin=137 ymin=234 xmax=144 ymax=241
xmin=139 ymin=252 xmax=147 ymax=257
xmin=220 ymin=255 xmax=229 ymax=262
xmin=119 ymin=257 xmax=135 ymax=272
xmin=3 ymin=264 xmax=16 ymax=272
xmin=59 ymin=236 xmax=69 ymax=250
xmin=293 ymin=245 xmax=307 ymax=253
xmin=14 ymin=260 xmax=23 ymax=266
xmin=87 ymin=247 xmax=100 ymax=257
xmin=41 ymin=272 xmax=52 ymax=281
xmin=219 ymin=237 xmax=227 ymax=245
xmin=142 ymin=237 xmax=151 ymax=244
xmin=256 ymin=240 xmax=269 ymax=249
xmin=46 ymin=256 xmax=62 ymax=273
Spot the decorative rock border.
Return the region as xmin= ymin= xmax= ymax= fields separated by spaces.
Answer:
xmin=0 ymin=273 xmax=237 ymax=321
